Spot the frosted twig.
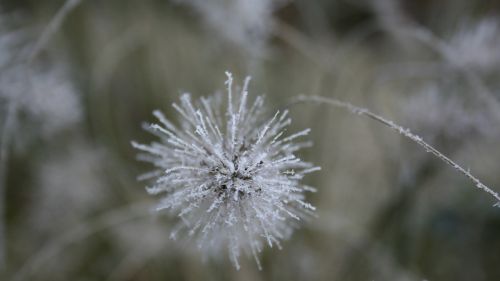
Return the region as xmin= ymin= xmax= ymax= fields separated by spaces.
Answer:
xmin=290 ymin=95 xmax=500 ymax=206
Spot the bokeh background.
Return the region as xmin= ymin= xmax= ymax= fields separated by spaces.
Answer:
xmin=2 ymin=0 xmax=500 ymax=280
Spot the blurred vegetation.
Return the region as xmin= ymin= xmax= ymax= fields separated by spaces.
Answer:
xmin=2 ymin=0 xmax=500 ymax=280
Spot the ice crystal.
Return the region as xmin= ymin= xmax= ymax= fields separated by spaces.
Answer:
xmin=133 ymin=72 xmax=319 ymax=269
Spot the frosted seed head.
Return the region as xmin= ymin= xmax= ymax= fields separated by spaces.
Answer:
xmin=133 ymin=72 xmax=319 ymax=269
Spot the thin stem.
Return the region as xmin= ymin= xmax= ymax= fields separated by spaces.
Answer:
xmin=27 ymin=0 xmax=83 ymax=62
xmin=0 ymin=102 xmax=18 ymax=270
xmin=290 ymin=95 xmax=500 ymax=206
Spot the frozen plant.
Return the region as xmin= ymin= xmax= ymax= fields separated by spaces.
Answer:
xmin=176 ymin=0 xmax=285 ymax=57
xmin=449 ymin=18 xmax=500 ymax=74
xmin=402 ymin=86 xmax=497 ymax=142
xmin=133 ymin=72 xmax=319 ymax=269
xmin=0 ymin=22 xmax=82 ymax=140
xmin=1 ymin=63 xmax=82 ymax=140
xmin=292 ymin=95 xmax=500 ymax=207
xmin=21 ymin=67 xmax=82 ymax=137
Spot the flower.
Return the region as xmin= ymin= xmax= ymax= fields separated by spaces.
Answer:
xmin=132 ymin=72 xmax=319 ymax=269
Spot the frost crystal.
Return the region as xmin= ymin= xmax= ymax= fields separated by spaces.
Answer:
xmin=133 ymin=72 xmax=319 ymax=269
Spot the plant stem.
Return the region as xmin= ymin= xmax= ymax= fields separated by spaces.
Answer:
xmin=290 ymin=95 xmax=500 ymax=206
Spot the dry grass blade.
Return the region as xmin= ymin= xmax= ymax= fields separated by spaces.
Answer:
xmin=291 ymin=95 xmax=500 ymax=207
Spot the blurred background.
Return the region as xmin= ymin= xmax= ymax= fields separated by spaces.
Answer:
xmin=1 ymin=0 xmax=500 ymax=280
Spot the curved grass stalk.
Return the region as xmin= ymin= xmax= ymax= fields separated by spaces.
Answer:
xmin=290 ymin=95 xmax=500 ymax=206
